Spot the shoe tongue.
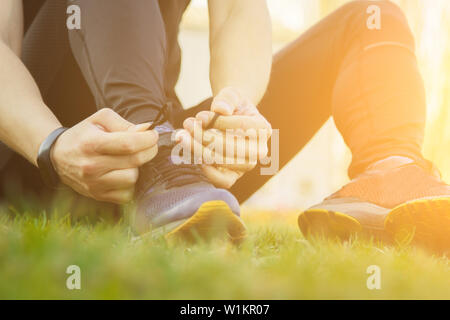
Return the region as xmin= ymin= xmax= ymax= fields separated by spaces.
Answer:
xmin=154 ymin=123 xmax=175 ymax=148
xmin=152 ymin=129 xmax=208 ymax=188
xmin=155 ymin=130 xmax=192 ymax=168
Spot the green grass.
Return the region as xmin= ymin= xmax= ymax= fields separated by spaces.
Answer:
xmin=0 ymin=198 xmax=449 ymax=300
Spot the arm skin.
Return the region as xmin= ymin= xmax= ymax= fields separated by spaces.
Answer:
xmin=0 ymin=0 xmax=61 ymax=166
xmin=208 ymin=0 xmax=272 ymax=105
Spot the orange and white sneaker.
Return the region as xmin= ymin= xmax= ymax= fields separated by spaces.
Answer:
xmin=298 ymin=156 xmax=450 ymax=251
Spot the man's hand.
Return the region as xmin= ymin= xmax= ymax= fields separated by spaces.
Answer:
xmin=181 ymin=87 xmax=271 ymax=189
xmin=51 ymin=109 xmax=158 ymax=204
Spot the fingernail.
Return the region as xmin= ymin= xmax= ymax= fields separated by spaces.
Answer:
xmin=174 ymin=130 xmax=185 ymax=142
xmin=150 ymin=129 xmax=159 ymax=139
xmin=197 ymin=113 xmax=209 ymax=124
xmin=214 ymin=100 xmax=233 ymax=114
xmin=131 ymin=123 xmax=151 ymax=132
xmin=184 ymin=118 xmax=195 ymax=131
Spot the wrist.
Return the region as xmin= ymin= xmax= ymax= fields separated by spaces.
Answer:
xmin=37 ymin=127 xmax=68 ymax=188
xmin=30 ymin=119 xmax=63 ymax=167
xmin=215 ymin=86 xmax=259 ymax=107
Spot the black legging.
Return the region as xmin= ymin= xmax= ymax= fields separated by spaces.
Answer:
xmin=1 ymin=0 xmax=427 ymax=205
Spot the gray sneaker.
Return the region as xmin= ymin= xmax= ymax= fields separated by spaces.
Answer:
xmin=133 ymin=130 xmax=246 ymax=243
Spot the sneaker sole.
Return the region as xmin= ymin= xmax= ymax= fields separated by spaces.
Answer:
xmin=164 ymin=200 xmax=247 ymax=244
xmin=298 ymin=209 xmax=362 ymax=240
xmin=385 ymin=197 xmax=450 ymax=252
xmin=298 ymin=198 xmax=389 ymax=240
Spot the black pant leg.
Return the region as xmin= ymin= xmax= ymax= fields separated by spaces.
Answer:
xmin=68 ymin=0 xmax=171 ymax=124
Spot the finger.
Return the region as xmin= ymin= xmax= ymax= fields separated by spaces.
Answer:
xmin=214 ymin=115 xmax=271 ymax=132
xmin=195 ymin=111 xmax=216 ymax=128
xmin=194 ymin=110 xmax=271 ymax=140
xmin=95 ymin=130 xmax=158 ymax=155
xmin=184 ymin=117 xmax=227 ymax=144
xmin=180 ymin=132 xmax=258 ymax=166
xmin=174 ymin=129 xmax=191 ymax=143
xmin=90 ymin=108 xmax=134 ymax=132
xmin=193 ymin=126 xmax=262 ymax=161
xmin=203 ymin=129 xmax=261 ymax=162
xmin=183 ymin=117 xmax=202 ymax=135
xmin=180 ymin=129 xmax=240 ymax=164
xmin=211 ymin=87 xmax=242 ymax=115
xmin=187 ymin=111 xmax=271 ymax=135
xmin=234 ymin=104 xmax=260 ymax=116
xmin=128 ymin=123 xmax=152 ymax=132
xmin=95 ymin=168 xmax=139 ymax=191
xmin=98 ymin=188 xmax=135 ymax=204
xmin=202 ymin=165 xmax=243 ymax=189
xmin=103 ymin=145 xmax=159 ymax=171
xmin=127 ymin=144 xmax=158 ymax=167
xmin=212 ymin=162 xmax=257 ymax=172
xmin=82 ymin=146 xmax=158 ymax=179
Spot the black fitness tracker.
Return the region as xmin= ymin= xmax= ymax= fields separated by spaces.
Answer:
xmin=36 ymin=127 xmax=68 ymax=188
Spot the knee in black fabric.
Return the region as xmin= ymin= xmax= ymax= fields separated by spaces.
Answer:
xmin=339 ymin=0 xmax=415 ymax=53
xmin=68 ymin=0 xmax=169 ymax=123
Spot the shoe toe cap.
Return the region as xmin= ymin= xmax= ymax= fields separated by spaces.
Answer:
xmin=137 ymin=184 xmax=240 ymax=228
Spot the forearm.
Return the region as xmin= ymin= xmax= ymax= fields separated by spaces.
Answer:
xmin=0 ymin=41 xmax=61 ymax=166
xmin=209 ymin=0 xmax=272 ymax=105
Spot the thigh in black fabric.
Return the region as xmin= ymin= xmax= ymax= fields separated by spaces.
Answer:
xmin=158 ymin=0 xmax=191 ymax=120
xmin=23 ymin=0 xmax=47 ymax=32
xmin=68 ymin=0 xmax=170 ymax=123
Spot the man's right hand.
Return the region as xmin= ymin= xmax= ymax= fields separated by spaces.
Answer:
xmin=51 ymin=109 xmax=158 ymax=204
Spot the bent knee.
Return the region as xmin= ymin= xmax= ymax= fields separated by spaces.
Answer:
xmin=340 ymin=0 xmax=415 ymax=50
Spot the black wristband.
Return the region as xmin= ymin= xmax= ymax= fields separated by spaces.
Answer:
xmin=37 ymin=127 xmax=68 ymax=188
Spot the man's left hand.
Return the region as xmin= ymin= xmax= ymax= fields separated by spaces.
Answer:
xmin=180 ymin=87 xmax=272 ymax=189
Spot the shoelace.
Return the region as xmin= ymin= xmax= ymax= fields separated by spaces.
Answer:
xmin=149 ymin=103 xmax=171 ymax=130
xmin=137 ymin=103 xmax=210 ymax=195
